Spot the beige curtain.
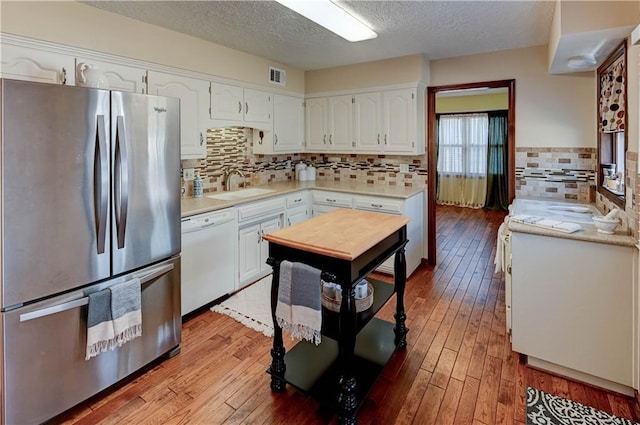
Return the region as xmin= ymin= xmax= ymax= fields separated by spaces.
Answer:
xmin=437 ymin=113 xmax=488 ymax=209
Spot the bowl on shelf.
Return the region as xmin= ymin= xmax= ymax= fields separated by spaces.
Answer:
xmin=592 ymin=216 xmax=619 ymax=234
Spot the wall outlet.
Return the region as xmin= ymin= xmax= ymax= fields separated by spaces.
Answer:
xmin=183 ymin=168 xmax=195 ymax=181
xmin=399 ymin=164 xmax=409 ymax=173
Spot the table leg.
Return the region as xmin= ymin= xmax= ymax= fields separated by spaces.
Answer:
xmin=394 ymin=247 xmax=408 ymax=349
xmin=267 ymin=259 xmax=286 ymax=392
xmin=338 ymin=283 xmax=357 ymax=425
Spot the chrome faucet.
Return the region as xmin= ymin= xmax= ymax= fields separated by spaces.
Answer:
xmin=224 ymin=168 xmax=245 ymax=191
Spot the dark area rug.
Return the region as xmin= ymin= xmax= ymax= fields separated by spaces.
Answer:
xmin=526 ymin=387 xmax=639 ymax=425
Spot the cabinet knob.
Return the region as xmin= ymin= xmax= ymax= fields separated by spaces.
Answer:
xmin=377 ymin=134 xmax=380 ymax=144
xmin=275 ymin=135 xmax=278 ymax=144
xmin=384 ymin=134 xmax=387 ymax=145
xmin=200 ymin=133 xmax=204 ymax=146
xmin=323 ymin=135 xmax=326 ymax=144
xmin=329 ymin=134 xmax=332 ymax=145
xmin=238 ymin=101 xmax=242 ymax=114
xmin=61 ymin=67 xmax=67 ymax=85
xmin=245 ymin=102 xmax=249 ymax=114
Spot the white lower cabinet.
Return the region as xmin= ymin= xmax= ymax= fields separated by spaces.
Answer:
xmin=238 ymin=217 xmax=281 ymax=289
xmin=511 ymin=231 xmax=636 ymax=395
xmin=285 ymin=192 xmax=310 ymax=226
xmin=353 ymin=192 xmax=424 ymax=276
xmin=236 ymin=197 xmax=285 ymax=289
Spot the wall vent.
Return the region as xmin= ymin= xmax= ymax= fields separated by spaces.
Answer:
xmin=269 ymin=67 xmax=286 ymax=86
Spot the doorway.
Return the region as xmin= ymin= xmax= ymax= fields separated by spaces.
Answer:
xmin=426 ymin=80 xmax=515 ymax=266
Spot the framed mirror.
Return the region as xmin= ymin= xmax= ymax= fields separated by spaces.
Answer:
xmin=597 ymin=41 xmax=627 ymax=208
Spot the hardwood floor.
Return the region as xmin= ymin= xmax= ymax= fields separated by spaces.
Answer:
xmin=55 ymin=205 xmax=640 ymax=424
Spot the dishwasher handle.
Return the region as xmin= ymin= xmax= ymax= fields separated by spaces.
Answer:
xmin=19 ymin=263 xmax=174 ymax=322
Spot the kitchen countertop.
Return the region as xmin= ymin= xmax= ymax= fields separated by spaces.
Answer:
xmin=508 ymin=217 xmax=637 ymax=248
xmin=181 ymin=180 xmax=425 ymax=218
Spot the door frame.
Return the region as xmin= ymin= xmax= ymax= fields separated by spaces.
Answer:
xmin=426 ymin=79 xmax=516 ymax=266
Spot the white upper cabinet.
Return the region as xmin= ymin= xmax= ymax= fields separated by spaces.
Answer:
xmin=383 ymin=88 xmax=419 ymax=153
xmin=210 ymin=82 xmax=272 ymax=128
xmin=306 ymin=95 xmax=354 ymax=153
xmin=328 ymin=95 xmax=354 ymax=151
xmin=1 ymin=44 xmax=75 ymax=85
xmin=305 ymin=97 xmax=329 ymax=151
xmin=253 ymin=94 xmax=304 ymax=154
xmin=354 ymin=92 xmax=383 ymax=152
xmin=75 ymin=58 xmax=147 ymax=93
xmin=273 ymin=94 xmax=304 ymax=153
xmin=147 ymin=71 xmax=209 ymax=159
xmin=309 ymin=86 xmax=425 ymax=155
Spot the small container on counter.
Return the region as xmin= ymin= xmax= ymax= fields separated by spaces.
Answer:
xmin=295 ymin=163 xmax=307 ymax=180
xmin=306 ymin=165 xmax=316 ymax=181
xmin=193 ymin=173 xmax=203 ymax=198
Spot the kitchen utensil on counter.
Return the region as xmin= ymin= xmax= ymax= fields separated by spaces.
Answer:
xmin=593 ymin=216 xmax=619 ymax=234
xmin=306 ymin=165 xmax=316 ymax=181
xmin=295 ymin=163 xmax=307 ymax=180
xmin=193 ymin=173 xmax=203 ymax=198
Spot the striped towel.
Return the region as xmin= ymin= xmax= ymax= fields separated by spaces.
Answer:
xmin=85 ymin=278 xmax=142 ymax=360
xmin=275 ymin=261 xmax=322 ymax=345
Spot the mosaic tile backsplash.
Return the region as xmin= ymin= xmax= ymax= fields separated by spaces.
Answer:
xmin=180 ymin=127 xmax=427 ymax=195
xmin=515 ymin=147 xmax=597 ymax=203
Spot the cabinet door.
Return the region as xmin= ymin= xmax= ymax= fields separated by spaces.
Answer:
xmin=328 ymin=95 xmax=353 ymax=152
xmin=148 ymin=71 xmax=208 ymax=159
xmin=286 ymin=205 xmax=309 ymax=227
xmin=383 ymin=89 xmax=415 ymax=153
xmin=210 ymin=82 xmax=243 ymax=121
xmin=260 ymin=217 xmax=282 ymax=274
xmin=1 ymin=44 xmax=75 ymax=85
xmin=238 ymin=223 xmax=262 ymax=288
xmin=305 ymin=98 xmax=328 ymax=151
xmin=244 ymin=88 xmax=272 ymax=124
xmin=75 ymin=58 xmax=146 ymax=93
xmin=354 ymin=92 xmax=382 ymax=152
xmin=274 ymin=94 xmax=304 ymax=153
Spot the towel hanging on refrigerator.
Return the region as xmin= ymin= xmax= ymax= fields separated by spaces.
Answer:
xmin=110 ymin=278 xmax=143 ymax=348
xmin=85 ymin=288 xmax=115 ymax=360
xmin=275 ymin=261 xmax=322 ymax=345
xmin=85 ymin=278 xmax=142 ymax=360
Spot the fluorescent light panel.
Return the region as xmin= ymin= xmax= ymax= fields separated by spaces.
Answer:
xmin=275 ymin=0 xmax=377 ymax=42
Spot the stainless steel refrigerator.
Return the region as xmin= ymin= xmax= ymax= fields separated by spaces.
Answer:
xmin=0 ymin=79 xmax=182 ymax=425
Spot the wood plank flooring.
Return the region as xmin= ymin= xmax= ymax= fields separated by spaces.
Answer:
xmin=54 ymin=205 xmax=640 ymax=424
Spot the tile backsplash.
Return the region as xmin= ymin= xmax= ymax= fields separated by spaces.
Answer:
xmin=515 ymin=147 xmax=596 ymax=203
xmin=181 ymin=127 xmax=427 ymax=195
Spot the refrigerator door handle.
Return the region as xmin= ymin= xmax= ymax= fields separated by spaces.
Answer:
xmin=115 ymin=116 xmax=129 ymax=249
xmin=19 ymin=263 xmax=175 ymax=322
xmin=95 ymin=115 xmax=109 ymax=254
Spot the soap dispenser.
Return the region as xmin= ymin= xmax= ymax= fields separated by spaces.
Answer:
xmin=193 ymin=172 xmax=203 ymax=198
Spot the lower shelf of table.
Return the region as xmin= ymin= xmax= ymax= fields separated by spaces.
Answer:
xmin=268 ymin=318 xmax=398 ymax=412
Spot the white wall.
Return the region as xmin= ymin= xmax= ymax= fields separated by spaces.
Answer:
xmin=430 ymin=45 xmax=595 ymax=149
xmin=0 ymin=1 xmax=305 ymax=93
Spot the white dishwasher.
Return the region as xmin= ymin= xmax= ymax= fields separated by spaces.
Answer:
xmin=181 ymin=208 xmax=237 ymax=316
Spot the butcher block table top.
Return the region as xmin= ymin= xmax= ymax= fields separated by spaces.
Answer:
xmin=263 ymin=208 xmax=410 ymax=261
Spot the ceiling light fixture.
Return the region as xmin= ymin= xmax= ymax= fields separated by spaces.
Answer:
xmin=567 ymin=54 xmax=597 ymax=70
xmin=275 ymin=0 xmax=377 ymax=42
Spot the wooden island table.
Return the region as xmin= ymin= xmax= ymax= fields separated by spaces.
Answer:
xmin=263 ymin=208 xmax=410 ymax=425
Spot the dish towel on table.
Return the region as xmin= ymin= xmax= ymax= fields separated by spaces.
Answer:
xmin=275 ymin=261 xmax=322 ymax=345
xmin=494 ymin=217 xmax=509 ymax=274
xmin=85 ymin=278 xmax=142 ymax=360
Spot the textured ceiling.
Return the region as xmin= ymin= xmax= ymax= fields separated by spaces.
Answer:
xmin=83 ymin=0 xmax=556 ymax=71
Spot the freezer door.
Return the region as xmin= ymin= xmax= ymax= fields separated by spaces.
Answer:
xmin=111 ymin=91 xmax=181 ymax=275
xmin=1 ymin=80 xmax=111 ymax=307
xmin=1 ymin=257 xmax=181 ymax=425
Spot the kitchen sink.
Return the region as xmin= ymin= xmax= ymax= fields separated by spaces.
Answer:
xmin=206 ymin=187 xmax=275 ymax=201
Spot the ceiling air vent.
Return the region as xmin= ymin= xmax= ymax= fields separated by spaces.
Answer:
xmin=269 ymin=67 xmax=286 ymax=86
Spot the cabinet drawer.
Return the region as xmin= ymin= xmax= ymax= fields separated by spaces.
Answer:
xmin=286 ymin=192 xmax=309 ymax=208
xmin=354 ymin=196 xmax=403 ymax=215
xmin=311 ymin=190 xmax=353 ymax=208
xmin=237 ymin=198 xmax=285 ymax=223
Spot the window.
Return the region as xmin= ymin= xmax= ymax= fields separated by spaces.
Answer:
xmin=437 ymin=113 xmax=488 ymax=175
xmin=597 ymin=41 xmax=627 ymax=207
